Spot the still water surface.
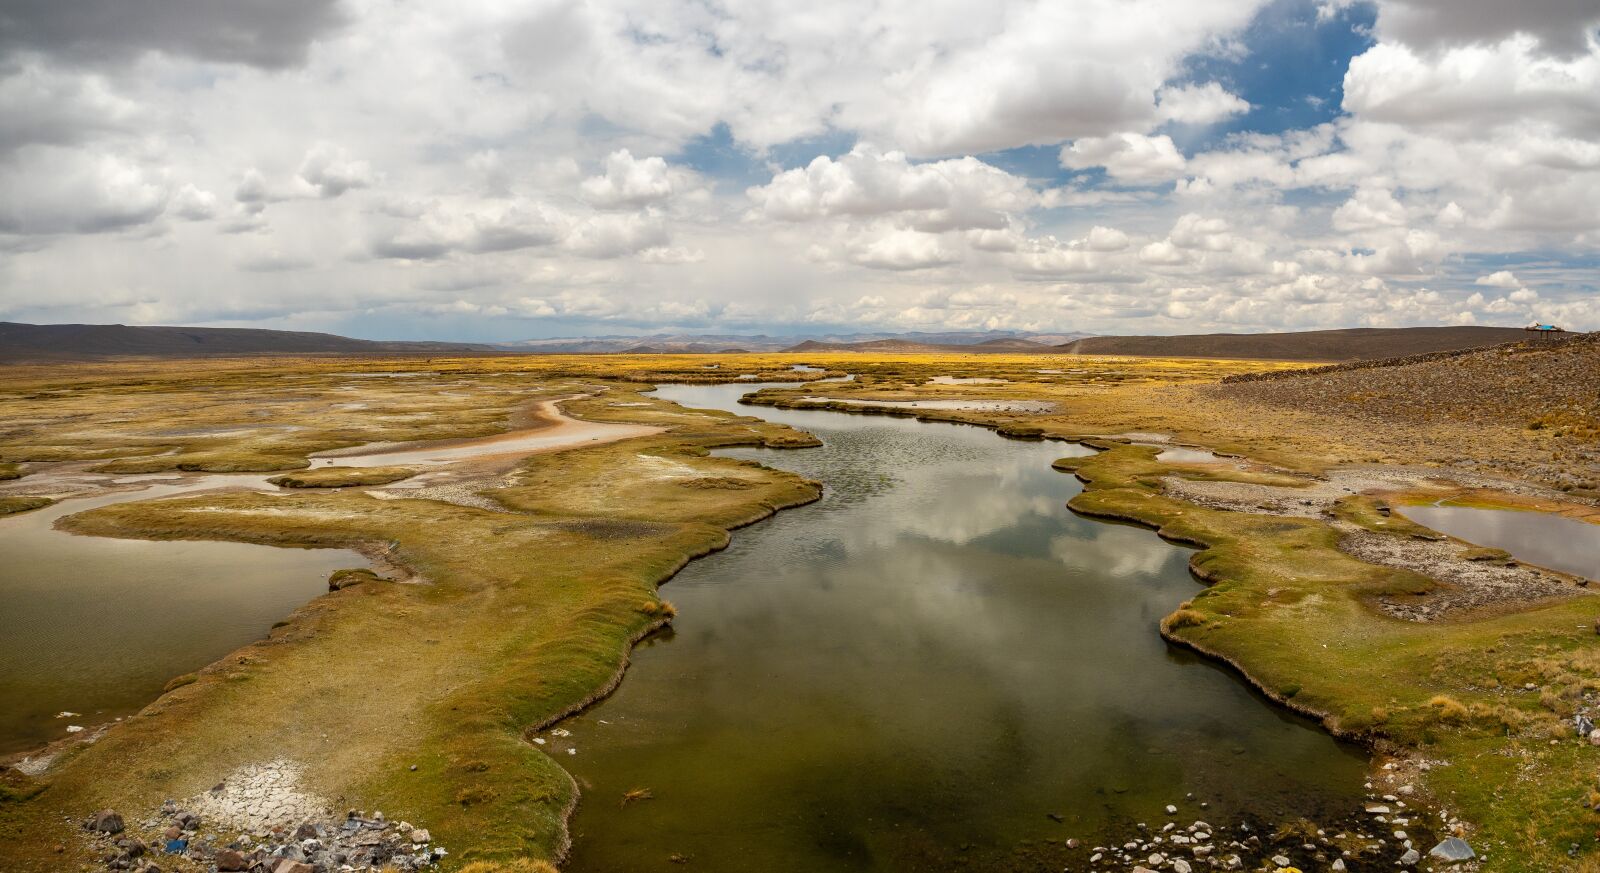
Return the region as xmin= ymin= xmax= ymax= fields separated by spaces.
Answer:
xmin=1399 ymin=503 xmax=1600 ymax=581
xmin=563 ymin=383 xmax=1367 ymax=872
xmin=0 ymin=479 xmax=364 ymax=755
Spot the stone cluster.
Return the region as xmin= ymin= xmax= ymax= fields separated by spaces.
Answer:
xmin=80 ymin=802 xmax=446 ymax=873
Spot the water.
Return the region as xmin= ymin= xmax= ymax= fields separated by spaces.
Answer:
xmin=562 ymin=383 xmax=1368 ymax=872
xmin=0 ymin=479 xmax=365 ymax=755
xmin=1399 ymin=504 xmax=1600 ymax=581
xmin=1153 ymin=446 xmax=1222 ymax=464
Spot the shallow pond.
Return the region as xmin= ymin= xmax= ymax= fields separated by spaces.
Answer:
xmin=0 ymin=479 xmax=365 ymax=755
xmin=561 ymin=383 xmax=1368 ymax=872
xmin=1153 ymin=445 xmax=1223 ymax=464
xmin=1399 ymin=504 xmax=1600 ymax=581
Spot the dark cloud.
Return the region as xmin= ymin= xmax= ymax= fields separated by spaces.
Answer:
xmin=0 ymin=0 xmax=347 ymax=68
xmin=1376 ymin=0 xmax=1600 ymax=57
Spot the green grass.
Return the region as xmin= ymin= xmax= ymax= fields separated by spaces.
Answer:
xmin=268 ymin=466 xmax=420 ymax=488
xmin=1063 ymin=442 xmax=1600 ymax=871
xmin=0 ymin=495 xmax=52 ymax=516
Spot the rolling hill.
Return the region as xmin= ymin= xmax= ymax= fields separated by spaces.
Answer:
xmin=1051 ymin=326 xmax=1529 ymax=361
xmin=0 ymin=322 xmax=493 ymax=362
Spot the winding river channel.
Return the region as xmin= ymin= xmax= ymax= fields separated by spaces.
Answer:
xmin=560 ymin=383 xmax=1370 ymax=872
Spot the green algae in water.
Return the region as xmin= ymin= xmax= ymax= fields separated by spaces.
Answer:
xmin=559 ymin=383 xmax=1369 ymax=872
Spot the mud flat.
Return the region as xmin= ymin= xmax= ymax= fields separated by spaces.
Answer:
xmin=310 ymin=398 xmax=661 ymax=468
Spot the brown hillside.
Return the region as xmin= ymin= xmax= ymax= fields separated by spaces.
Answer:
xmin=1055 ymin=326 xmax=1527 ymax=361
xmin=1210 ymin=333 xmax=1599 ymax=491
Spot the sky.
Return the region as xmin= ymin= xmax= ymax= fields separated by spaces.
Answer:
xmin=0 ymin=0 xmax=1597 ymax=341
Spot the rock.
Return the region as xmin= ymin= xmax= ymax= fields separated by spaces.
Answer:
xmin=272 ymin=861 xmax=314 ymax=873
xmin=1429 ymin=837 xmax=1476 ymax=861
xmin=1223 ymin=856 xmax=1243 ymax=870
xmin=1331 ymin=860 xmax=1346 ymax=871
xmin=1165 ymin=804 xmax=1178 ymax=814
xmin=173 ymin=810 xmax=200 ymax=830
xmin=1399 ymin=847 xmax=1421 ymax=865
xmin=1173 ymin=860 xmax=1192 ymax=873
xmin=215 ymin=849 xmax=248 ymax=871
xmin=1271 ymin=855 xmax=1291 ymax=867
xmin=410 ymin=828 xmax=431 ymax=845
xmin=162 ymin=825 xmax=181 ymax=841
xmin=1065 ymin=838 xmax=1080 ymax=849
xmin=87 ymin=809 xmax=125 ymax=834
xmin=293 ymin=822 xmax=320 ymax=840
xmin=1589 ymin=729 xmax=1600 ymax=746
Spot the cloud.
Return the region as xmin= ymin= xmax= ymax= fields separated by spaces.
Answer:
xmin=170 ymin=184 xmax=218 ymax=220
xmin=1 ymin=0 xmax=1598 ymax=336
xmin=0 ymin=0 xmax=347 ymax=68
xmin=297 ymin=142 xmax=376 ymax=198
xmin=1474 ymin=270 xmax=1522 ymax=289
xmin=0 ymin=60 xmax=141 ymax=154
xmin=1061 ymin=133 xmax=1187 ymax=183
xmin=0 ymin=146 xmax=168 ymax=234
xmin=1156 ymin=82 xmax=1251 ymax=125
xmin=749 ymin=145 xmax=1040 ymax=231
xmin=848 ymin=229 xmax=959 ymax=271
xmin=370 ymin=201 xmax=565 ymax=260
xmin=565 ymin=212 xmax=670 ymax=259
xmin=1366 ymin=0 xmax=1600 ymax=57
xmin=1332 ymin=187 xmax=1408 ymax=231
xmin=580 ymin=149 xmax=686 ymax=209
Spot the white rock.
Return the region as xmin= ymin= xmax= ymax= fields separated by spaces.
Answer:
xmin=1166 ymin=805 xmax=1178 ymax=814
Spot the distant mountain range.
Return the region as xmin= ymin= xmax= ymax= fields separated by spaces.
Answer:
xmin=0 ymin=322 xmax=493 ymax=362
xmin=497 ymin=331 xmax=1089 ymax=354
xmin=0 ymin=321 xmax=1545 ymax=363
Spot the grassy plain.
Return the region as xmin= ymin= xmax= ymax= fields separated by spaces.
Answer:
xmin=0 ymin=350 xmax=1596 ymax=871
xmin=0 ymin=358 xmax=822 ymax=870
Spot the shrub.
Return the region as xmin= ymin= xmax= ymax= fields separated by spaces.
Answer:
xmin=1427 ymin=695 xmax=1469 ymax=723
xmin=638 ymin=600 xmax=678 ymax=619
xmin=1161 ymin=609 xmax=1207 ymax=632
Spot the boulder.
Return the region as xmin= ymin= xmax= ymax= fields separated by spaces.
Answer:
xmin=1399 ymin=847 xmax=1421 ymax=865
xmin=1429 ymin=837 xmax=1475 ymax=862
xmin=214 ymin=848 xmax=248 ymax=871
xmin=87 ymin=809 xmax=125 ymax=834
xmin=273 ymin=861 xmax=314 ymax=873
xmin=410 ymin=828 xmax=431 ymax=845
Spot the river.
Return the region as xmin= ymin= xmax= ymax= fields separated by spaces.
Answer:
xmin=560 ymin=382 xmax=1369 ymax=872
